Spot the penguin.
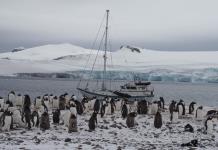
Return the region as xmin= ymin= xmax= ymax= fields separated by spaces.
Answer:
xmin=0 ymin=97 xmax=4 ymax=109
xmin=90 ymin=97 xmax=97 ymax=111
xmin=115 ymin=99 xmax=122 ymax=111
xmin=74 ymin=100 xmax=83 ymax=115
xmin=81 ymin=97 xmax=89 ymax=113
xmin=110 ymin=98 xmax=116 ymax=114
xmin=68 ymin=114 xmax=77 ymax=133
xmin=100 ymin=101 xmax=107 ymax=118
xmin=31 ymin=110 xmax=39 ymax=127
xmin=8 ymin=91 xmax=16 ymax=106
xmin=1 ymin=110 xmax=13 ymax=131
xmin=49 ymin=94 xmax=54 ymax=103
xmin=40 ymin=111 xmax=50 ymax=130
xmin=64 ymin=93 xmax=70 ymax=108
xmin=105 ymin=101 xmax=111 ymax=115
xmin=159 ymin=97 xmax=165 ymax=109
xmin=189 ymin=102 xmax=196 ymax=114
xmin=52 ymin=96 xmax=59 ymax=109
xmin=42 ymin=96 xmax=50 ymax=111
xmin=172 ymin=109 xmax=179 ymax=123
xmin=150 ymin=101 xmax=158 ymax=115
xmin=121 ymin=103 xmax=128 ymax=119
xmin=169 ymin=100 xmax=177 ymax=122
xmin=204 ymin=116 xmax=213 ymax=134
xmin=154 ymin=111 xmax=162 ymax=129
xmin=126 ymin=112 xmax=137 ymax=128
xmin=176 ymin=100 xmax=185 ymax=116
xmin=138 ymin=100 xmax=148 ymax=114
xmin=59 ymin=95 xmax=66 ymax=110
xmin=63 ymin=105 xmax=77 ymax=127
xmin=16 ymin=94 xmax=23 ymax=108
xmin=12 ymin=109 xmax=25 ymax=127
xmin=195 ymin=106 xmax=204 ymax=121
xmin=22 ymin=95 xmax=32 ymax=129
xmin=88 ymin=112 xmax=98 ymax=131
xmin=94 ymin=99 xmax=100 ymax=113
xmin=35 ymin=96 xmax=42 ymax=109
xmin=52 ymin=109 xmax=60 ymax=124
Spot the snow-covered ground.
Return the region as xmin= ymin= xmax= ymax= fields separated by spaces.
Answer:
xmin=0 ymin=43 xmax=218 ymax=83
xmin=0 ymin=106 xmax=218 ymax=150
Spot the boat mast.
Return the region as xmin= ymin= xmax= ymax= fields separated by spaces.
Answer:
xmin=102 ymin=10 xmax=109 ymax=91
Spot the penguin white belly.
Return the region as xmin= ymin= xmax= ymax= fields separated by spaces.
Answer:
xmin=52 ymin=99 xmax=59 ymax=109
xmin=115 ymin=101 xmax=122 ymax=111
xmin=63 ymin=110 xmax=71 ymax=127
xmin=16 ymin=96 xmax=23 ymax=107
xmin=151 ymin=104 xmax=158 ymax=115
xmin=2 ymin=116 xmax=12 ymax=131
xmin=178 ymin=105 xmax=183 ymax=116
xmin=35 ymin=99 xmax=42 ymax=108
xmin=70 ymin=107 xmax=77 ymax=116
xmin=90 ymin=99 xmax=96 ymax=110
xmin=105 ymin=104 xmax=111 ymax=115
xmin=83 ymin=103 xmax=89 ymax=113
xmin=9 ymin=94 xmax=16 ymax=106
xmin=12 ymin=110 xmax=25 ymax=127
xmin=172 ymin=112 xmax=179 ymax=123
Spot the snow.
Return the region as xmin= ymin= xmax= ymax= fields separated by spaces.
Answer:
xmin=0 ymin=105 xmax=218 ymax=149
xmin=0 ymin=43 xmax=218 ymax=83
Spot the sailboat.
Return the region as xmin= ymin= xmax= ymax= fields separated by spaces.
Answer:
xmin=77 ymin=10 xmax=154 ymax=100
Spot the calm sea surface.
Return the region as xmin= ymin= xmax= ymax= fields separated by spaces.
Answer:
xmin=0 ymin=78 xmax=217 ymax=107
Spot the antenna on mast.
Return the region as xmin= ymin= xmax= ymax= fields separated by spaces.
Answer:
xmin=102 ymin=9 xmax=109 ymax=91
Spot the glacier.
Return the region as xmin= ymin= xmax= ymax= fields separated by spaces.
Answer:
xmin=0 ymin=43 xmax=218 ymax=83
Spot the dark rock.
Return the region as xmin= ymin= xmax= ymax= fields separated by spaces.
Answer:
xmin=65 ymin=138 xmax=71 ymax=142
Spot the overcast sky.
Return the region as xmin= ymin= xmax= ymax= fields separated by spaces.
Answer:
xmin=1 ymin=0 xmax=218 ymax=52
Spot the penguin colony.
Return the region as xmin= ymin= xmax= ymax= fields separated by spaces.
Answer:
xmin=0 ymin=91 xmax=217 ymax=147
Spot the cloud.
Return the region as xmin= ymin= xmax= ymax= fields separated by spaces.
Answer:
xmin=0 ymin=0 xmax=218 ymax=51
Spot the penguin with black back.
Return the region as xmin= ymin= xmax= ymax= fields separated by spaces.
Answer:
xmin=88 ymin=112 xmax=98 ymax=131
xmin=52 ymin=109 xmax=60 ymax=124
xmin=126 ymin=112 xmax=137 ymax=128
xmin=154 ymin=111 xmax=162 ymax=129
xmin=22 ymin=95 xmax=31 ymax=129
xmin=121 ymin=101 xmax=128 ymax=119
xmin=189 ymin=102 xmax=196 ymax=114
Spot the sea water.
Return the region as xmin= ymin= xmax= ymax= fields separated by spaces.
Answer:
xmin=0 ymin=77 xmax=217 ymax=107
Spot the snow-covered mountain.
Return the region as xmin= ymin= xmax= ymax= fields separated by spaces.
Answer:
xmin=0 ymin=43 xmax=218 ymax=83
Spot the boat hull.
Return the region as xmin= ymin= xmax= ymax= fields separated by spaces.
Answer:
xmin=77 ymin=88 xmax=153 ymax=101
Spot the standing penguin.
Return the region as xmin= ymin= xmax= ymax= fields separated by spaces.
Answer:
xmin=159 ymin=97 xmax=165 ymax=109
xmin=0 ymin=97 xmax=4 ymax=109
xmin=176 ymin=100 xmax=185 ymax=116
xmin=74 ymin=100 xmax=83 ymax=115
xmin=52 ymin=96 xmax=59 ymax=109
xmin=22 ymin=95 xmax=32 ymax=129
xmin=100 ymin=101 xmax=107 ymax=118
xmin=1 ymin=110 xmax=13 ymax=131
xmin=8 ymin=91 xmax=16 ymax=106
xmin=35 ymin=96 xmax=42 ymax=109
xmin=16 ymin=94 xmax=23 ymax=108
xmin=204 ymin=116 xmax=213 ymax=134
xmin=196 ymin=106 xmax=204 ymax=121
xmin=154 ymin=111 xmax=162 ymax=128
xmin=169 ymin=100 xmax=177 ymax=122
xmin=139 ymin=100 xmax=148 ymax=114
xmin=68 ymin=114 xmax=77 ymax=133
xmin=52 ymin=109 xmax=60 ymax=124
xmin=110 ymin=98 xmax=116 ymax=114
xmin=121 ymin=102 xmax=128 ymax=119
xmin=59 ymin=95 xmax=66 ymax=110
xmin=31 ymin=110 xmax=39 ymax=127
xmin=115 ymin=99 xmax=122 ymax=111
xmin=40 ymin=111 xmax=50 ymax=130
xmin=126 ymin=112 xmax=137 ymax=128
xmin=189 ymin=102 xmax=196 ymax=114
xmin=88 ymin=112 xmax=98 ymax=131
xmin=94 ymin=99 xmax=100 ymax=113
xmin=150 ymin=101 xmax=158 ymax=115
